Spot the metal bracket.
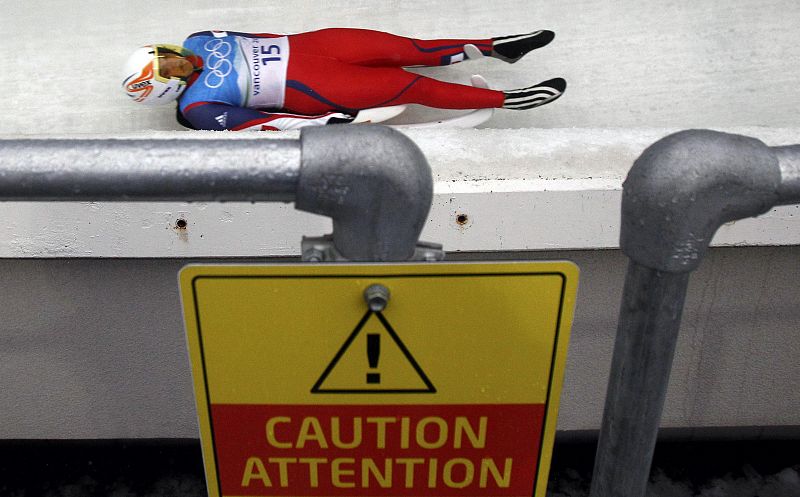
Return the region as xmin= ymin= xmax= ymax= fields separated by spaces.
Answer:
xmin=301 ymin=235 xmax=444 ymax=262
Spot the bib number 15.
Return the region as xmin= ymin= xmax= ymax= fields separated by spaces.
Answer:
xmin=261 ymin=45 xmax=281 ymax=64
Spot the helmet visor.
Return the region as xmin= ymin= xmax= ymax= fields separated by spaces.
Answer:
xmin=152 ymin=44 xmax=194 ymax=84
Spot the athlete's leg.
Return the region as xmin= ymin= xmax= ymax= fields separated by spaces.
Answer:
xmin=288 ymin=28 xmax=493 ymax=67
xmin=283 ymin=53 xmax=504 ymax=115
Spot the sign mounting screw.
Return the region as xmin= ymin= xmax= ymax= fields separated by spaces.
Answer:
xmin=364 ymin=284 xmax=390 ymax=312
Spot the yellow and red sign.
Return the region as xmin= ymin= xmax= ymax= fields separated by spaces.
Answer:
xmin=180 ymin=262 xmax=578 ymax=497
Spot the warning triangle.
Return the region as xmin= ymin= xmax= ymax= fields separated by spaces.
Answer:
xmin=311 ymin=310 xmax=436 ymax=394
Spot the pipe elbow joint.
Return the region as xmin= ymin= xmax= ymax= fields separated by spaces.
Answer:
xmin=297 ymin=125 xmax=433 ymax=261
xmin=621 ymin=129 xmax=781 ymax=272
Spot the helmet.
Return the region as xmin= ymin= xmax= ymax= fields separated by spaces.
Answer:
xmin=122 ymin=44 xmax=194 ymax=105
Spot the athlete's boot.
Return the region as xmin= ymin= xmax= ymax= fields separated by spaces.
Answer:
xmin=491 ymin=30 xmax=555 ymax=63
xmin=503 ymin=78 xmax=566 ymax=110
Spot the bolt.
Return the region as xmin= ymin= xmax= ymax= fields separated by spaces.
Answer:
xmin=424 ymin=251 xmax=439 ymax=261
xmin=364 ymin=284 xmax=390 ymax=312
xmin=303 ymin=248 xmax=325 ymax=262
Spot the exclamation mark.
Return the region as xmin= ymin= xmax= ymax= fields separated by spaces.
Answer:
xmin=366 ymin=333 xmax=381 ymax=384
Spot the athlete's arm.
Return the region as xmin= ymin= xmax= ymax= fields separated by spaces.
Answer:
xmin=181 ymin=102 xmax=355 ymax=131
xmin=187 ymin=30 xmax=284 ymax=39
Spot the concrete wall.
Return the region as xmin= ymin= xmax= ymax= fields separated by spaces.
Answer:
xmin=2 ymin=247 xmax=798 ymax=439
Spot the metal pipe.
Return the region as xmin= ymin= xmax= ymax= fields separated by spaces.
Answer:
xmin=0 ymin=138 xmax=301 ymax=202
xmin=589 ymin=263 xmax=690 ymax=497
xmin=590 ymin=129 xmax=800 ymax=497
xmin=298 ymin=125 xmax=432 ymax=261
xmin=0 ymin=126 xmax=434 ymax=262
xmin=774 ymin=145 xmax=800 ymax=204
xmin=619 ymin=129 xmax=781 ymax=273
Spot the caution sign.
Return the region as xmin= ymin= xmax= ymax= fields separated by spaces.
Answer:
xmin=180 ymin=262 xmax=578 ymax=497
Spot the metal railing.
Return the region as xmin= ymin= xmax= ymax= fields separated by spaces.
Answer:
xmin=0 ymin=125 xmax=442 ymax=262
xmin=589 ymin=129 xmax=800 ymax=497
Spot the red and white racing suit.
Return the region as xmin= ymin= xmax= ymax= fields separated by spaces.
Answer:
xmin=178 ymin=28 xmax=503 ymax=131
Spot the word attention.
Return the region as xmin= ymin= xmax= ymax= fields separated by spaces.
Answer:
xmin=241 ymin=415 xmax=509 ymax=491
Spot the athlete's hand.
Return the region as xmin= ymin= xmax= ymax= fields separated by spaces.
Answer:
xmin=325 ymin=112 xmax=358 ymax=125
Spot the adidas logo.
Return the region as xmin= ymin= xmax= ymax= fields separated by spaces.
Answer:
xmin=215 ymin=112 xmax=228 ymax=128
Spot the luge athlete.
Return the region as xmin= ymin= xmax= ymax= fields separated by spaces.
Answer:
xmin=122 ymin=28 xmax=565 ymax=131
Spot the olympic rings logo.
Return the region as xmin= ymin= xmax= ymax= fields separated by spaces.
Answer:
xmin=203 ymin=39 xmax=233 ymax=89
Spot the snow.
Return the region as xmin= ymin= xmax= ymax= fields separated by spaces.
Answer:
xmin=0 ymin=438 xmax=797 ymax=496
xmin=2 ymin=462 xmax=798 ymax=496
xmin=548 ymin=467 xmax=800 ymax=497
